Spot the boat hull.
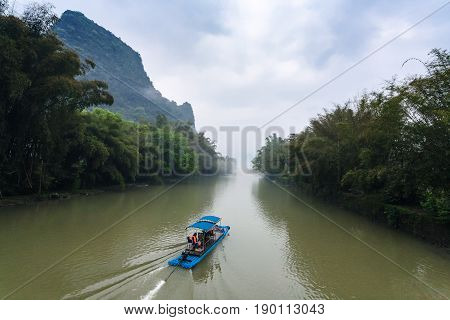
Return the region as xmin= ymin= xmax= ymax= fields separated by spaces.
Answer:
xmin=168 ymin=225 xmax=230 ymax=268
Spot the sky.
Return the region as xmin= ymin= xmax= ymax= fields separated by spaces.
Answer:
xmin=14 ymin=0 xmax=450 ymax=164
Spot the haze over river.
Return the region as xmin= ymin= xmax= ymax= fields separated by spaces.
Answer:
xmin=1 ymin=172 xmax=449 ymax=299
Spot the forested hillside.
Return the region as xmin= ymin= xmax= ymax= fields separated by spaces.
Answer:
xmin=0 ymin=2 xmax=228 ymax=197
xmin=54 ymin=10 xmax=195 ymax=124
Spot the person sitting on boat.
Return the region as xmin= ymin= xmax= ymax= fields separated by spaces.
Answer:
xmin=187 ymin=234 xmax=193 ymax=250
xmin=193 ymin=233 xmax=203 ymax=250
xmin=192 ymin=233 xmax=199 ymax=249
xmin=206 ymin=229 xmax=214 ymax=241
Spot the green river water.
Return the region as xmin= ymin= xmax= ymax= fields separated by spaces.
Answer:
xmin=1 ymin=172 xmax=449 ymax=299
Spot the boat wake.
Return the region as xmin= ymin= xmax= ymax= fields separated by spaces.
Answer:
xmin=142 ymin=280 xmax=166 ymax=300
xmin=62 ymin=245 xmax=184 ymax=299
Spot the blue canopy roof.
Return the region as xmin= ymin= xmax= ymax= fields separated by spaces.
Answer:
xmin=187 ymin=215 xmax=221 ymax=231
xmin=198 ymin=215 xmax=221 ymax=224
xmin=188 ymin=221 xmax=215 ymax=231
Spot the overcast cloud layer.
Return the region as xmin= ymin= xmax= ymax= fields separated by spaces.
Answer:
xmin=20 ymin=0 xmax=450 ymax=160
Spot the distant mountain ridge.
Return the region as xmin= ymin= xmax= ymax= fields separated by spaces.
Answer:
xmin=54 ymin=10 xmax=195 ymax=125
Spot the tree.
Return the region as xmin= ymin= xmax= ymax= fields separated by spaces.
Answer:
xmin=0 ymin=0 xmax=8 ymax=15
xmin=0 ymin=2 xmax=224 ymax=196
xmin=253 ymin=49 xmax=450 ymax=218
xmin=0 ymin=11 xmax=112 ymax=194
xmin=21 ymin=2 xmax=58 ymax=35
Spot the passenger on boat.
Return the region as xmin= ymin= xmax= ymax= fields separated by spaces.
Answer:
xmin=187 ymin=235 xmax=193 ymax=250
xmin=194 ymin=233 xmax=204 ymax=250
xmin=206 ymin=229 xmax=214 ymax=242
xmin=190 ymin=233 xmax=199 ymax=249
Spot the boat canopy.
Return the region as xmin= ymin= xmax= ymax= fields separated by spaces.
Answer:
xmin=198 ymin=215 xmax=221 ymax=224
xmin=187 ymin=215 xmax=221 ymax=231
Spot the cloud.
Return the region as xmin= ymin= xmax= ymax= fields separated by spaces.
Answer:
xmin=37 ymin=0 xmax=450 ymax=159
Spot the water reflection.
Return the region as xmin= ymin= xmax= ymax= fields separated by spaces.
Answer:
xmin=252 ymin=176 xmax=450 ymax=299
xmin=192 ymin=261 xmax=222 ymax=283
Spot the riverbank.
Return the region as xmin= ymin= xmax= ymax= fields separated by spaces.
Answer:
xmin=271 ymin=176 xmax=449 ymax=247
xmin=0 ymin=184 xmax=150 ymax=208
xmin=0 ymin=175 xmax=224 ymax=208
xmin=337 ymin=193 xmax=450 ymax=247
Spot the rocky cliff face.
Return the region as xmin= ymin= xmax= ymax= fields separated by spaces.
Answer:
xmin=54 ymin=10 xmax=195 ymax=125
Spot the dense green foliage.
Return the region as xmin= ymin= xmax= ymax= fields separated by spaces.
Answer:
xmin=53 ymin=10 xmax=195 ymax=124
xmin=0 ymin=4 xmax=228 ymax=196
xmin=0 ymin=6 xmax=112 ymax=195
xmin=253 ymin=49 xmax=450 ymax=220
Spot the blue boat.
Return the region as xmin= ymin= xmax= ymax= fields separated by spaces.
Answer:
xmin=168 ymin=215 xmax=230 ymax=268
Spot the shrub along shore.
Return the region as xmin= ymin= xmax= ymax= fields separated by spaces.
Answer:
xmin=254 ymin=49 xmax=450 ymax=246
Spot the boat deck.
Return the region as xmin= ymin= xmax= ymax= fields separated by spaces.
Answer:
xmin=184 ymin=230 xmax=224 ymax=256
xmin=168 ymin=226 xmax=230 ymax=268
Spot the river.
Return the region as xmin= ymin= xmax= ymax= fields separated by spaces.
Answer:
xmin=1 ymin=172 xmax=449 ymax=299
